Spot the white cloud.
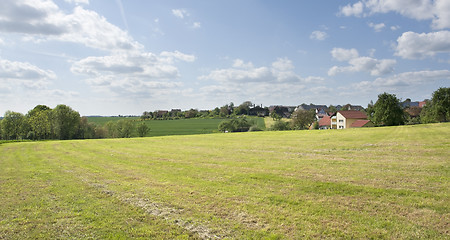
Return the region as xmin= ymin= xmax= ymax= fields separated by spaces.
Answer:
xmin=64 ymin=0 xmax=89 ymax=4
xmin=0 ymin=58 xmax=55 ymax=89
xmin=368 ymin=22 xmax=385 ymax=32
xmin=390 ymin=25 xmax=400 ymax=31
xmin=160 ymin=51 xmax=196 ymax=63
xmin=72 ymin=51 xmax=195 ymax=96
xmin=310 ymin=31 xmax=328 ymax=41
xmin=172 ymin=9 xmax=188 ymax=19
xmin=192 ymin=22 xmax=201 ymax=29
xmin=197 ymin=58 xmax=326 ymax=104
xmin=199 ymin=58 xmax=307 ymax=84
xmin=171 ymin=8 xmax=201 ymax=29
xmin=395 ymin=31 xmax=450 ymax=59
xmin=354 ymin=70 xmax=450 ymax=91
xmin=232 ymin=59 xmax=254 ymax=69
xmin=329 ymin=48 xmax=396 ymax=76
xmin=339 ymin=0 xmax=450 ymax=29
xmin=339 ymin=2 xmax=364 ymax=17
xmin=331 ymin=48 xmax=359 ymax=62
xmin=0 ymin=0 xmax=142 ymax=52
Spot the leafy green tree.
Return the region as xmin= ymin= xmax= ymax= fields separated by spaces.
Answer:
xmin=365 ymin=100 xmax=375 ymax=121
xmin=185 ymin=109 xmax=198 ymax=118
xmin=270 ymin=120 xmax=291 ymax=131
xmin=116 ymin=119 xmax=134 ymax=138
xmin=421 ymin=87 xmax=450 ymax=123
xmin=26 ymin=105 xmax=52 ymax=140
xmin=270 ymin=112 xmax=282 ymax=121
xmin=372 ymin=92 xmax=404 ymax=126
xmin=105 ymin=121 xmax=118 ymax=138
xmin=52 ymin=104 xmax=81 ymax=140
xmin=1 ymin=111 xmax=25 ymax=140
xmin=328 ymin=105 xmax=338 ymax=113
xmin=291 ymin=109 xmax=315 ymax=130
xmin=234 ymin=101 xmax=252 ymax=115
xmin=218 ymin=118 xmax=252 ymax=132
xmin=29 ymin=110 xmax=52 ymax=140
xmin=77 ymin=116 xmax=96 ymax=139
xmin=137 ymin=122 xmax=150 ymax=137
xmin=219 ymin=104 xmax=230 ymax=117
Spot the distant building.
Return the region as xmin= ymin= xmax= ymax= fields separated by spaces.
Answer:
xmin=331 ymin=110 xmax=370 ymax=129
xmin=318 ymin=115 xmax=331 ymax=129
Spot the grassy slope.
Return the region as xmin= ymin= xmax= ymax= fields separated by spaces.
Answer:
xmin=0 ymin=123 xmax=449 ymax=239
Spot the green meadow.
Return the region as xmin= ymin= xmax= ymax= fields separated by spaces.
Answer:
xmin=0 ymin=123 xmax=449 ymax=239
xmin=87 ymin=117 xmax=266 ymax=137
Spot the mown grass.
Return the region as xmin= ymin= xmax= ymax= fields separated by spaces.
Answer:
xmin=0 ymin=123 xmax=449 ymax=239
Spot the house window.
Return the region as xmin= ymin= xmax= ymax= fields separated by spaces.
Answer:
xmin=339 ymin=119 xmax=344 ymax=123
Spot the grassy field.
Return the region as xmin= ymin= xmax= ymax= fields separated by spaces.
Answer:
xmin=87 ymin=117 xmax=266 ymax=137
xmin=0 ymin=123 xmax=449 ymax=239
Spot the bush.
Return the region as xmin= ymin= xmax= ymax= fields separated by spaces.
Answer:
xmin=218 ymin=117 xmax=252 ymax=132
xmin=270 ymin=120 xmax=291 ymax=131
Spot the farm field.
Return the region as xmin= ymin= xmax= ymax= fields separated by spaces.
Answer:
xmin=87 ymin=117 xmax=266 ymax=137
xmin=0 ymin=123 xmax=449 ymax=239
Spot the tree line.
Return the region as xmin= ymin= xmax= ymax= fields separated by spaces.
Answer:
xmin=0 ymin=104 xmax=150 ymax=141
xmin=221 ymin=87 xmax=449 ymax=132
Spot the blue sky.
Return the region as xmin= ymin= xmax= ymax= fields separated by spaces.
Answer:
xmin=0 ymin=0 xmax=449 ymax=115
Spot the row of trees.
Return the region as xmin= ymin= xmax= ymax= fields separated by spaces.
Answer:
xmin=367 ymin=87 xmax=449 ymax=126
xmin=141 ymin=101 xmax=269 ymax=120
xmin=0 ymin=104 xmax=150 ymax=141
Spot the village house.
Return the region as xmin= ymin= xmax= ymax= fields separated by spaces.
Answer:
xmin=318 ymin=115 xmax=331 ymax=129
xmin=330 ymin=110 xmax=371 ymax=129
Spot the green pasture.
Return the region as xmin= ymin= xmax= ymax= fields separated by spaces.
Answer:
xmin=1 ymin=123 xmax=449 ymax=239
xmin=87 ymin=117 xmax=266 ymax=137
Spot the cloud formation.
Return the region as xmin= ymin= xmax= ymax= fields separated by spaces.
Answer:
xmin=0 ymin=0 xmax=142 ymax=52
xmin=72 ymin=51 xmax=195 ymax=95
xmin=310 ymin=31 xmax=328 ymax=41
xmin=354 ymin=70 xmax=450 ymax=91
xmin=395 ymin=31 xmax=450 ymax=59
xmin=339 ymin=0 xmax=450 ymax=29
xmin=329 ymin=48 xmax=396 ymax=76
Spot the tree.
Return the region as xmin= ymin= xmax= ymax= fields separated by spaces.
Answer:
xmin=372 ymin=92 xmax=404 ymax=126
xmin=29 ymin=110 xmax=52 ymax=140
xmin=365 ymin=100 xmax=375 ymax=121
xmin=137 ymin=122 xmax=150 ymax=137
xmin=218 ymin=117 xmax=252 ymax=132
xmin=421 ymin=87 xmax=450 ymax=123
xmin=116 ymin=119 xmax=134 ymax=138
xmin=328 ymin=105 xmax=338 ymax=113
xmin=219 ymin=104 xmax=230 ymax=117
xmin=105 ymin=121 xmax=118 ymax=138
xmin=270 ymin=120 xmax=291 ymax=131
xmin=52 ymin=104 xmax=81 ymax=140
xmin=185 ymin=109 xmax=198 ymax=118
xmin=291 ymin=109 xmax=315 ymax=130
xmin=26 ymin=105 xmax=52 ymax=140
xmin=1 ymin=111 xmax=25 ymax=140
xmin=270 ymin=112 xmax=282 ymax=121
xmin=77 ymin=116 xmax=96 ymax=139
xmin=234 ymin=101 xmax=252 ymax=115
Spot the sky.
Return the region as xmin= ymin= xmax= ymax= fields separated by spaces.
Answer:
xmin=0 ymin=0 xmax=449 ymax=116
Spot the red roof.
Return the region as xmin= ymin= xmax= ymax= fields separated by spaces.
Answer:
xmin=318 ymin=115 xmax=331 ymax=126
xmin=338 ymin=110 xmax=367 ymax=119
xmin=350 ymin=120 xmax=371 ymax=128
xmin=419 ymin=101 xmax=426 ymax=108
